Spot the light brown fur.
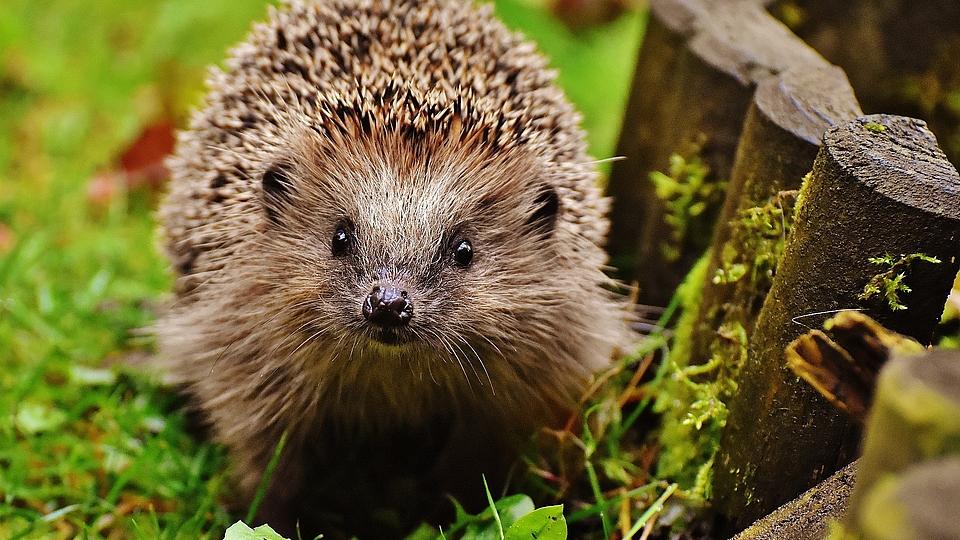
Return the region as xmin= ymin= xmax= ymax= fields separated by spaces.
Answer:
xmin=157 ymin=0 xmax=632 ymax=536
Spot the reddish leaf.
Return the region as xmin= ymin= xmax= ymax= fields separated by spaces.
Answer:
xmin=118 ymin=121 xmax=176 ymax=189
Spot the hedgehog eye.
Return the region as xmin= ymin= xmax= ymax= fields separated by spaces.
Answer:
xmin=331 ymin=227 xmax=351 ymax=256
xmin=452 ymin=239 xmax=473 ymax=267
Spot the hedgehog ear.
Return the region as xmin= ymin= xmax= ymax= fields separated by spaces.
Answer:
xmin=525 ymin=184 xmax=560 ymax=237
xmin=261 ymin=164 xmax=295 ymax=224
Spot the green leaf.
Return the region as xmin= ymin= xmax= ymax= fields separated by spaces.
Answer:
xmin=404 ymin=523 xmax=440 ymax=540
xmin=223 ymin=521 xmax=290 ymax=540
xmin=495 ymin=494 xmax=537 ymax=530
xmin=504 ymin=505 xmax=566 ymax=540
xmin=452 ymin=494 xmax=536 ymax=540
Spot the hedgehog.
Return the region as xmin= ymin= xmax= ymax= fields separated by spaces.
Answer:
xmin=156 ymin=0 xmax=633 ymax=536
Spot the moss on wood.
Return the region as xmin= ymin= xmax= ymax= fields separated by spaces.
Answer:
xmin=712 ymin=114 xmax=960 ymax=536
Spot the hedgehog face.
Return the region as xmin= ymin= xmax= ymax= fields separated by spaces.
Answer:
xmin=255 ymin=122 xmax=571 ymax=383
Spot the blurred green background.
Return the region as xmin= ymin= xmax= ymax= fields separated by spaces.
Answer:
xmin=0 ymin=0 xmax=644 ymax=536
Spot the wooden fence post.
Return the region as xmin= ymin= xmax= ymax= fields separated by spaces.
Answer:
xmin=683 ymin=65 xmax=861 ymax=372
xmin=606 ymin=0 xmax=831 ymax=307
xmin=730 ymin=461 xmax=857 ymax=540
xmin=653 ymin=63 xmax=861 ymax=489
xmin=711 ymin=114 xmax=960 ymax=535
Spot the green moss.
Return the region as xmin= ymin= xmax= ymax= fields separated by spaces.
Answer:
xmin=662 ymin=254 xmax=711 ymax=373
xmin=650 ymin=153 xmax=725 ymax=262
xmin=859 ymin=253 xmax=941 ymax=311
xmin=768 ymin=1 xmax=806 ymax=30
xmin=864 ymin=121 xmax=887 ymax=133
xmin=654 ymin=190 xmax=799 ymax=496
xmin=653 ymin=319 xmax=746 ymax=499
xmin=715 ymin=190 xmax=798 ymax=293
xmin=652 ymin=255 xmax=731 ymax=498
xmin=824 ymin=521 xmax=858 ymax=540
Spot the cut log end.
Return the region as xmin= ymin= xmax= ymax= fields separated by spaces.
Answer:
xmin=825 ymin=115 xmax=960 ymax=217
xmin=753 ymin=65 xmax=862 ymax=145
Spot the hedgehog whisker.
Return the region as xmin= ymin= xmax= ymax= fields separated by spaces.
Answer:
xmin=476 ymin=332 xmax=506 ymax=360
xmin=423 ymin=327 xmax=456 ymax=362
xmin=285 ymin=327 xmax=327 ymax=361
xmin=426 ymin=356 xmax=439 ymax=385
xmin=435 ymin=331 xmax=473 ymax=390
xmin=461 ymin=337 xmax=494 ymax=393
xmin=348 ymin=335 xmax=360 ymax=363
xmin=448 ymin=337 xmax=479 ymax=385
xmin=587 ymin=155 xmax=627 ymax=166
xmin=253 ymin=321 xmax=316 ymax=381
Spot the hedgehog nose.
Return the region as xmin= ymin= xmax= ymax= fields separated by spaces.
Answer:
xmin=362 ymin=285 xmax=413 ymax=327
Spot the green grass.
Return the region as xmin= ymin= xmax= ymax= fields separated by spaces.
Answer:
xmin=0 ymin=0 xmax=645 ymax=537
xmin=0 ymin=1 xmax=278 ymax=535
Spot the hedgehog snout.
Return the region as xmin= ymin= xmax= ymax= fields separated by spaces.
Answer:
xmin=362 ymin=285 xmax=413 ymax=327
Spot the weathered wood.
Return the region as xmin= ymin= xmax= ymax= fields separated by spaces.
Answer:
xmin=784 ymin=311 xmax=924 ymax=423
xmin=606 ymin=12 xmax=747 ymax=307
xmin=731 ymin=460 xmax=857 ymax=540
xmin=838 ymin=348 xmax=960 ymax=539
xmin=606 ymin=0 xmax=832 ymax=307
xmin=711 ymin=114 xmax=960 ymax=536
xmin=770 ymin=0 xmax=960 ymax=166
xmin=683 ymin=65 xmax=861 ymax=371
xmin=654 ymin=64 xmax=860 ymax=490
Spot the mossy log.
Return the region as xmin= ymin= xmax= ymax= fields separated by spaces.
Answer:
xmin=711 ymin=114 xmax=960 ymax=536
xmin=683 ymin=65 xmax=861 ymax=371
xmin=835 ymin=348 xmax=960 ymax=540
xmin=770 ymin=0 xmax=960 ymax=166
xmin=606 ymin=0 xmax=834 ymax=307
